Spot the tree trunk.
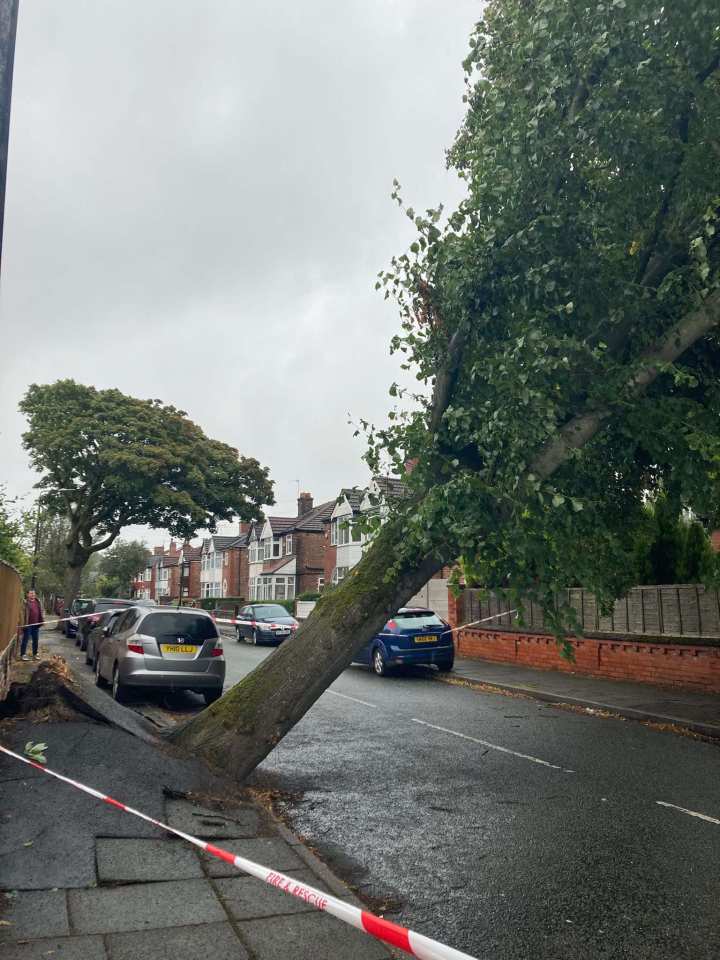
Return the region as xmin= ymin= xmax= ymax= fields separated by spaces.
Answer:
xmin=169 ymin=518 xmax=444 ymax=780
xmin=64 ymin=538 xmax=89 ymax=610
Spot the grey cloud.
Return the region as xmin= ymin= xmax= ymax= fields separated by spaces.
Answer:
xmin=1 ymin=0 xmax=479 ymax=542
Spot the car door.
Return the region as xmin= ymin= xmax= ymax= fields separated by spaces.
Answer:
xmin=99 ymin=609 xmax=135 ymax=678
xmin=237 ymin=605 xmax=253 ymax=640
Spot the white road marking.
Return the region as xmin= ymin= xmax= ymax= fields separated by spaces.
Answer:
xmin=656 ymin=800 xmax=720 ymax=825
xmin=326 ymin=690 xmax=378 ymax=709
xmin=411 ymin=718 xmax=575 ymax=773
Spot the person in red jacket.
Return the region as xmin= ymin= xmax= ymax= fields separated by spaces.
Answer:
xmin=21 ymin=590 xmax=43 ymax=661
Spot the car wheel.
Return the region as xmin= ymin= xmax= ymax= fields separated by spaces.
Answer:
xmin=372 ymin=647 xmax=387 ymax=677
xmin=236 ymin=627 xmax=242 ymax=642
xmin=203 ymin=689 xmax=222 ymax=706
xmin=95 ymin=656 xmax=106 ymax=687
xmin=111 ymin=665 xmax=128 ymax=703
xmin=251 ymin=629 xmax=259 ymax=646
xmin=437 ymin=660 xmax=454 ymax=673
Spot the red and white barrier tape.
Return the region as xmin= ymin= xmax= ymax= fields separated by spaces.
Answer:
xmin=0 ymin=743 xmax=477 ymax=960
xmin=449 ymin=609 xmax=518 ymax=635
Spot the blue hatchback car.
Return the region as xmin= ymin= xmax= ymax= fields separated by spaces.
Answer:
xmin=353 ymin=607 xmax=454 ymax=676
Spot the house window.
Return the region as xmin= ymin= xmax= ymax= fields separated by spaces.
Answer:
xmin=222 ymin=579 xmax=228 ymax=596
xmin=285 ymin=535 xmax=293 ymax=556
xmin=317 ymin=577 xmax=325 ymax=591
xmin=331 ymin=566 xmax=348 ymax=586
xmin=224 ymin=552 xmax=229 ymax=567
xmin=332 ymin=519 xmax=357 ymax=547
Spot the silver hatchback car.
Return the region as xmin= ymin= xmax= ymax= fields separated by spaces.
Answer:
xmin=94 ymin=606 xmax=225 ymax=705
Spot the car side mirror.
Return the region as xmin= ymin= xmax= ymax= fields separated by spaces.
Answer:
xmin=102 ymin=626 xmax=110 ymax=637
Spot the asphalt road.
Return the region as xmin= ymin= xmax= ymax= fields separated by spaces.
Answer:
xmin=52 ymin=627 xmax=720 ymax=960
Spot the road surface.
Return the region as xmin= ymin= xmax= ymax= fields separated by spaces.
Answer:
xmin=51 ymin=626 xmax=720 ymax=959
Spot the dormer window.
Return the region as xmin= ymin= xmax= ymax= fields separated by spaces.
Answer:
xmin=285 ymin=535 xmax=293 ymax=556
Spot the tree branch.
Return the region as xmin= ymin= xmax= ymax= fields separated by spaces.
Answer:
xmin=429 ymin=328 xmax=466 ymax=435
xmin=88 ymin=529 xmax=121 ymax=554
xmin=530 ymin=290 xmax=720 ymax=479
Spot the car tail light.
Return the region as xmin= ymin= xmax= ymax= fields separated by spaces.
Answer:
xmin=387 ymin=619 xmax=398 ymax=630
xmin=210 ymin=641 xmax=223 ymax=658
xmin=126 ymin=639 xmax=144 ymax=654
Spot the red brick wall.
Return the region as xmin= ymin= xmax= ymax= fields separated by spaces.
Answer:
xmin=455 ymin=628 xmax=720 ymax=693
xmin=296 ymin=531 xmax=326 ymax=595
xmin=223 ymin=547 xmax=248 ymax=600
xmin=186 ymin=560 xmax=200 ymax=600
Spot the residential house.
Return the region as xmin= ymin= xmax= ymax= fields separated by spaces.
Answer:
xmin=324 ymin=477 xmax=450 ymax=618
xmin=247 ymin=492 xmax=335 ymax=601
xmin=178 ymin=542 xmax=202 ymax=601
xmin=200 ymin=535 xmax=243 ymax=599
xmin=326 ymin=487 xmax=365 ymax=587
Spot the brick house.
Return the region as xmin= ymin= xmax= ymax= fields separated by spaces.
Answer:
xmin=178 ymin=542 xmax=202 ymax=601
xmin=200 ymin=535 xmax=244 ymax=600
xmin=247 ymin=492 xmax=335 ymax=601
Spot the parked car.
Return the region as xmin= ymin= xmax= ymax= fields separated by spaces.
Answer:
xmin=76 ymin=598 xmax=133 ymax=651
xmin=235 ymin=603 xmax=299 ymax=645
xmin=352 ymin=607 xmax=455 ymax=676
xmin=63 ymin=598 xmax=93 ymax=639
xmin=94 ymin=606 xmax=225 ymax=704
xmin=84 ymin=599 xmax=158 ymax=666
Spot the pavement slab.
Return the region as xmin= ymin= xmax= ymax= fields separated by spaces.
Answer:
xmin=96 ymin=838 xmax=204 ymax=882
xmin=108 ymin=921 xmax=249 ymax=960
xmin=214 ymin=869 xmax=331 ymax=920
xmin=67 ymin=878 xmax=226 ymax=934
xmin=200 ymin=836 xmax=305 ymax=878
xmin=164 ymin=799 xmax=261 ymax=839
xmin=0 ymin=889 xmax=70 ymax=940
xmin=237 ymin=911 xmax=390 ymax=960
xmin=0 ymin=935 xmax=107 ymax=960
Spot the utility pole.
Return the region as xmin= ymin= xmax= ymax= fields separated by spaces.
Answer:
xmin=0 ymin=0 xmax=19 ymax=273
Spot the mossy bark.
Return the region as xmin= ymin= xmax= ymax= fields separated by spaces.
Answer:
xmin=168 ymin=519 xmax=444 ymax=780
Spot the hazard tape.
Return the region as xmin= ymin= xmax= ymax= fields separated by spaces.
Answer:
xmin=21 ymin=608 xmax=135 ymax=630
xmin=449 ymin=609 xmax=519 ymax=635
xmin=0 ymin=744 xmax=477 ymax=960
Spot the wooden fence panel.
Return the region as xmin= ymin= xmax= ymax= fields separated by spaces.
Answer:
xmin=461 ymin=583 xmax=720 ymax=640
xmin=0 ymin=560 xmax=22 ymax=700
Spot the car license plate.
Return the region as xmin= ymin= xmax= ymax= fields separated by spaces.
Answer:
xmin=160 ymin=644 xmax=195 ymax=655
xmin=274 ymin=628 xmax=289 ymax=634
xmin=414 ymin=635 xmax=437 ymax=644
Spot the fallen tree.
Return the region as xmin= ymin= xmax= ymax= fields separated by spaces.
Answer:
xmin=171 ymin=0 xmax=720 ymax=778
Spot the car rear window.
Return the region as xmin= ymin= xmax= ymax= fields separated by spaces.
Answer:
xmin=394 ymin=611 xmax=445 ymax=628
xmin=254 ymin=605 xmax=291 ymax=619
xmin=140 ymin=612 xmax=218 ymax=643
xmin=95 ymin=600 xmax=130 ymax=613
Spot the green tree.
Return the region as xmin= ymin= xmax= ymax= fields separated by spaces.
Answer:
xmin=20 ymin=381 xmax=274 ymax=606
xmin=95 ymin=539 xmax=151 ymax=598
xmin=171 ymin=1 xmax=720 ymax=779
xmin=0 ymin=488 xmax=28 ymax=572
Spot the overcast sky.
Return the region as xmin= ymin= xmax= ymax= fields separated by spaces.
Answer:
xmin=0 ymin=0 xmax=478 ymax=546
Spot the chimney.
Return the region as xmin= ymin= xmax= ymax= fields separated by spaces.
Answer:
xmin=168 ymin=540 xmax=179 ymax=556
xmin=238 ymin=521 xmax=251 ymax=535
xmin=297 ymin=492 xmax=313 ymax=517
xmin=153 ymin=546 xmax=164 ymax=556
